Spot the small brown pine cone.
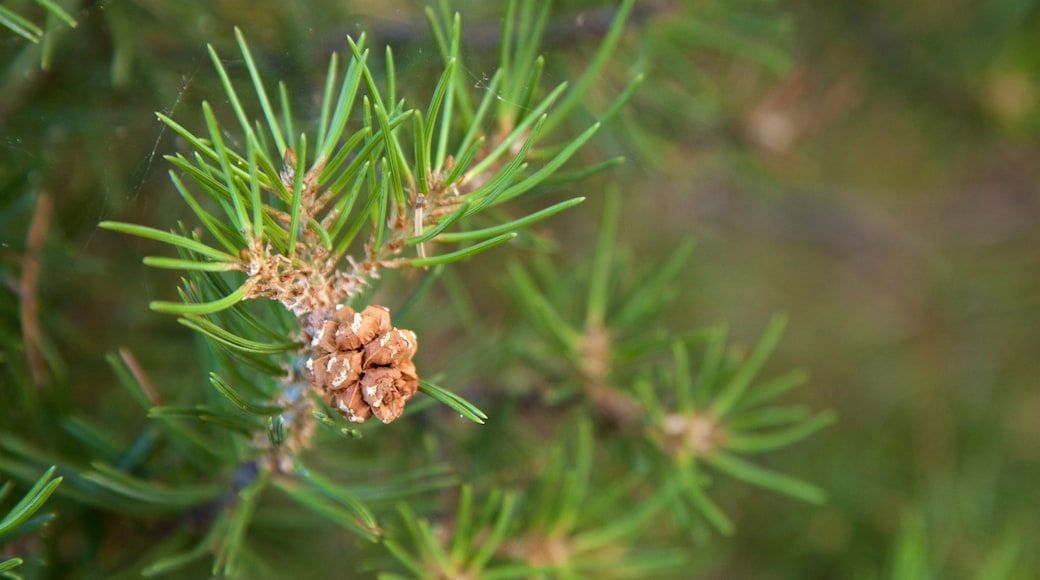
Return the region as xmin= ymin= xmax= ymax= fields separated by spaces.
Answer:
xmin=307 ymin=303 xmax=420 ymax=424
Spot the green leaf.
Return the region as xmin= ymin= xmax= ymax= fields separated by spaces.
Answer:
xmin=279 ymin=81 xmax=295 ymax=151
xmin=150 ymin=282 xmax=250 ymax=315
xmin=346 ymin=464 xmax=456 ymax=502
xmin=452 ymin=71 xmax=502 ymax=166
xmin=586 ymin=188 xmax=619 ymax=328
xmin=671 ymin=339 xmax=695 ymax=413
xmin=733 ymin=368 xmax=810 ymax=412
xmin=143 ymin=257 xmax=237 ymax=272
xmin=693 ymin=324 xmax=727 ymax=405
xmin=726 ymin=405 xmax=813 ymax=430
xmin=462 ymin=116 xmax=545 ymax=214
xmin=373 ymin=104 xmax=409 ymax=208
xmin=611 ymin=238 xmax=696 ymax=332
xmin=469 ymin=491 xmax=518 ymax=572
xmin=412 ymin=110 xmax=429 ymax=196
xmin=347 ymin=35 xmax=390 ymax=115
xmin=326 ymin=164 xmax=368 ymax=253
xmin=179 ymin=316 xmax=297 ymax=355
xmin=498 ymin=0 xmax=516 ymax=96
xmin=506 ymin=261 xmax=581 ymax=353
xmin=449 ymin=485 xmax=476 ymax=561
xmin=494 ymin=122 xmax=601 ymax=206
xmin=371 ymin=160 xmax=391 ymax=251
xmin=333 ymin=162 xmax=383 ymax=258
xmin=573 ymin=482 xmax=678 ymax=551
xmin=271 ymin=479 xmax=380 ymax=542
xmin=598 ymin=72 xmax=645 ymax=124
xmin=0 ymin=6 xmax=44 ymax=42
xmin=201 ymin=101 xmax=252 ymax=236
xmin=167 ymin=171 xmax=244 ymax=254
xmin=676 ymin=461 xmax=734 ymax=535
xmin=82 ymin=462 xmax=222 ymax=507
xmin=209 ymin=374 xmax=283 ymax=416
xmin=541 ymin=0 xmax=635 ymax=134
xmin=555 ymin=419 xmax=594 ymax=533
xmin=286 ymin=133 xmax=308 ymax=258
xmin=213 ymin=469 xmax=269 ymax=577
xmin=413 ymin=504 xmax=455 ymax=573
xmin=418 ymin=380 xmax=487 ymax=424
xmin=0 ymin=466 xmax=62 ymax=535
xmin=891 ymin=513 xmax=934 ymax=580
xmin=467 ymin=82 xmax=566 ymax=178
xmin=433 ymin=18 xmax=459 ymax=171
xmin=58 ymin=417 xmax=123 ymax=460
xmin=437 ymin=196 xmax=584 ymax=243
xmin=319 ymin=125 xmax=372 ymax=188
xmin=234 ymin=27 xmax=287 ymax=155
xmin=723 ymin=411 xmax=836 ymax=453
xmin=382 ymin=539 xmax=424 ymax=577
xmin=410 ymin=232 xmax=517 ymax=267
xmin=710 ymin=314 xmax=787 ymax=417
xmin=294 ymin=464 xmax=377 ymax=529
xmin=33 ymin=0 xmax=77 ymax=28
xmin=515 ymin=55 xmax=546 ymax=124
xmin=384 ymin=44 xmax=396 ymax=109
xmin=406 ymin=200 xmax=471 ymax=245
xmin=246 ymin=140 xmax=265 ymax=242
xmin=319 ymin=49 xmax=368 ymax=161
xmin=206 ymin=44 xmax=254 ymax=151
xmin=704 ymin=449 xmax=825 ymax=504
xmin=99 ymin=222 xmax=236 ymax=262
xmin=142 ymin=531 xmax=217 ymax=577
xmin=148 ymin=406 xmax=258 ymax=434
xmin=539 ymin=156 xmax=625 ymax=189
xmin=0 ymin=557 xmax=25 ymax=573
xmin=423 ymin=58 xmax=456 ymax=177
xmin=446 ymin=134 xmax=485 ymax=185
xmin=156 ymin=114 xmax=217 ymax=163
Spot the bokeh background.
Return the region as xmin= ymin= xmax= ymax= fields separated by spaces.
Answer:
xmin=2 ymin=0 xmax=1038 ymax=577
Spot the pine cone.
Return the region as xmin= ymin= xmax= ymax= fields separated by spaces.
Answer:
xmin=305 ymin=304 xmax=419 ymax=424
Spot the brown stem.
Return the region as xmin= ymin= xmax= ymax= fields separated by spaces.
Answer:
xmin=20 ymin=193 xmax=51 ymax=387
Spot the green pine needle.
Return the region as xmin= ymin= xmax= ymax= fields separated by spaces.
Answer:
xmin=150 ymin=282 xmax=249 ymax=315
xmin=99 ymin=222 xmax=235 ymax=262
xmin=0 ymin=467 xmax=62 ymax=535
xmin=704 ymin=450 xmax=826 ymax=505
xmin=418 ymin=380 xmax=488 ymax=424
xmin=410 ymin=232 xmax=517 ymax=267
xmin=437 ymin=196 xmax=584 ymax=243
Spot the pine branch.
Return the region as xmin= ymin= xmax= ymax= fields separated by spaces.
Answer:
xmin=502 ymin=189 xmax=834 ymax=536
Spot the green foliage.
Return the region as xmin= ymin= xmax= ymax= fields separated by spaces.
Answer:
xmin=0 ymin=466 xmax=61 ymax=578
xmin=504 ymin=191 xmax=833 ymax=536
xmin=382 ymin=420 xmax=686 ymax=578
xmin=0 ymin=0 xmax=75 ymax=44
xmin=0 ymin=0 xmax=869 ymax=578
xmin=0 ymin=0 xmax=76 ymax=71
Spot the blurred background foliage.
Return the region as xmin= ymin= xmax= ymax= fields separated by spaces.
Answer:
xmin=2 ymin=0 xmax=1038 ymax=578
